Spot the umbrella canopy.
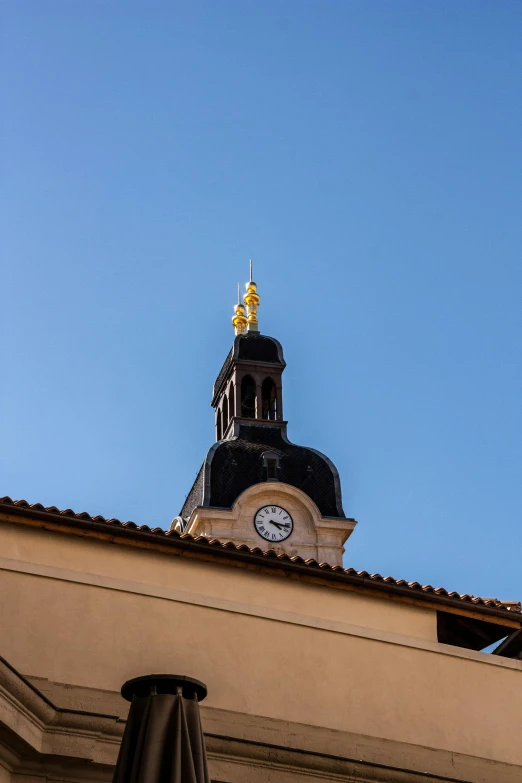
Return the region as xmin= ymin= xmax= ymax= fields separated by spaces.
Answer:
xmin=113 ymin=674 xmax=210 ymax=783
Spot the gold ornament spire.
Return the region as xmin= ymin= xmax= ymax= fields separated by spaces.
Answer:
xmin=232 ymin=281 xmax=247 ymax=335
xmin=243 ymin=259 xmax=260 ymax=332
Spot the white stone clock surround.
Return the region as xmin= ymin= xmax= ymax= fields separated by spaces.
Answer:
xmin=175 ymin=482 xmax=357 ymax=567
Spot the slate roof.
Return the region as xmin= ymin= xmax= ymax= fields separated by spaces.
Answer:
xmin=179 ymin=423 xmax=345 ymax=519
xmin=1 ymin=495 xmax=520 ymax=618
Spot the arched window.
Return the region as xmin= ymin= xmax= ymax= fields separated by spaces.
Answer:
xmin=261 ymin=378 xmax=277 ymax=420
xmin=216 ymin=409 xmax=222 ymax=441
xmin=241 ymin=375 xmax=256 ymax=418
xmin=222 ymin=394 xmax=229 ymax=429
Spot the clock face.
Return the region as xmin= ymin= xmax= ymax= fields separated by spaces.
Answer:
xmin=254 ymin=505 xmax=294 ymax=543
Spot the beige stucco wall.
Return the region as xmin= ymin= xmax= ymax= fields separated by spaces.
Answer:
xmin=1 ymin=520 xmax=521 ymax=770
xmin=0 ymin=521 xmax=433 ymax=639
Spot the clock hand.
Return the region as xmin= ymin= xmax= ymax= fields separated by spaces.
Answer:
xmin=270 ymin=520 xmax=291 ymax=531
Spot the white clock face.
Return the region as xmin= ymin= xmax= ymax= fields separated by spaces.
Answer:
xmin=254 ymin=505 xmax=294 ymax=542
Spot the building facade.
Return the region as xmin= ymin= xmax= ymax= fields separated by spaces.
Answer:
xmin=1 ymin=277 xmax=521 ymax=782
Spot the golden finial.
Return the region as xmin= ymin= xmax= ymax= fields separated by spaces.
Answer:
xmin=243 ymin=259 xmax=260 ymax=332
xmin=232 ymin=281 xmax=247 ymax=335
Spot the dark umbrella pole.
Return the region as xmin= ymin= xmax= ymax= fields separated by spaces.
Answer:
xmin=113 ymin=674 xmax=210 ymax=783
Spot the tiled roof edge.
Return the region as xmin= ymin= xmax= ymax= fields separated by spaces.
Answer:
xmin=1 ymin=496 xmax=520 ymax=617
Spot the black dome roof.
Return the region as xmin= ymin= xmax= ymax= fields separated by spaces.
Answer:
xmin=235 ymin=333 xmax=283 ymax=363
xmin=180 ymin=423 xmax=345 ymax=520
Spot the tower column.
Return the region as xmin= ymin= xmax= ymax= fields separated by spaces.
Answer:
xmin=255 ymin=380 xmax=262 ymax=420
xmin=276 ymin=381 xmax=283 ymax=420
xmin=229 ymin=373 xmax=238 ymax=418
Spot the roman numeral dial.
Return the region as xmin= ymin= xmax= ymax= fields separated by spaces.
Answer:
xmin=254 ymin=505 xmax=294 ymax=542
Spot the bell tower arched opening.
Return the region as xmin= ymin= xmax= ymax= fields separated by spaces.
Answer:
xmin=261 ymin=377 xmax=277 ymax=420
xmin=241 ymin=375 xmax=256 ymax=418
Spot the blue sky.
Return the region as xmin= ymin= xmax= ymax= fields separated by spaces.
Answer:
xmin=2 ymin=1 xmax=521 ymax=603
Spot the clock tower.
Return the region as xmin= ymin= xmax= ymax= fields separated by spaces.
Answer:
xmin=172 ymin=267 xmax=356 ymax=565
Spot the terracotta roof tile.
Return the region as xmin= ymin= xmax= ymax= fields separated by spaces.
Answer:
xmin=1 ymin=496 xmax=520 ymax=615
